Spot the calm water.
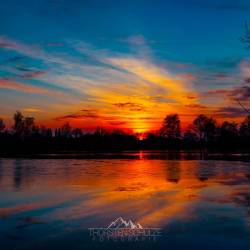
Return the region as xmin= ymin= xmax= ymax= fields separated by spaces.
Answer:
xmin=1 ymin=153 xmax=250 ymax=250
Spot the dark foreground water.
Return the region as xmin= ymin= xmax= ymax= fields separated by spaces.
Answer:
xmin=1 ymin=152 xmax=250 ymax=250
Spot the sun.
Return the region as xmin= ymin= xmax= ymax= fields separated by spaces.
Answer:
xmin=136 ymin=133 xmax=147 ymax=140
xmin=132 ymin=119 xmax=150 ymax=133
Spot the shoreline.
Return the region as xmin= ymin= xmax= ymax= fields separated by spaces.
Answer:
xmin=1 ymin=150 xmax=250 ymax=161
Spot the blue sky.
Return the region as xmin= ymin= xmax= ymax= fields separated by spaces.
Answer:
xmin=0 ymin=0 xmax=250 ymax=131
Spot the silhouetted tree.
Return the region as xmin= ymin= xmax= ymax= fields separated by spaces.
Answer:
xmin=160 ymin=114 xmax=181 ymax=139
xmin=183 ymin=125 xmax=198 ymax=143
xmin=23 ymin=117 xmax=36 ymax=135
xmin=13 ymin=111 xmax=24 ymax=135
xmin=193 ymin=114 xmax=216 ymax=142
xmin=24 ymin=117 xmax=34 ymax=129
xmin=94 ymin=127 xmax=106 ymax=137
xmin=220 ymin=121 xmax=238 ymax=138
xmin=72 ymin=128 xmax=82 ymax=138
xmin=13 ymin=112 xmax=37 ymax=136
xmin=55 ymin=128 xmax=62 ymax=137
xmin=2 ymin=110 xmax=250 ymax=154
xmin=112 ymin=129 xmax=126 ymax=135
xmin=61 ymin=122 xmax=71 ymax=137
xmin=40 ymin=126 xmax=50 ymax=137
xmin=0 ymin=118 xmax=5 ymax=133
xmin=46 ymin=128 xmax=52 ymax=137
xmin=239 ymin=115 xmax=250 ymax=137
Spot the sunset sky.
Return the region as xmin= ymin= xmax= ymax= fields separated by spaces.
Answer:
xmin=0 ymin=0 xmax=250 ymax=133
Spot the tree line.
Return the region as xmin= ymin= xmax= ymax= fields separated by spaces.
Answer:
xmin=0 ymin=111 xmax=250 ymax=154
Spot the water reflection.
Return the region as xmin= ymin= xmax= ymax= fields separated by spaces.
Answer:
xmin=0 ymin=155 xmax=250 ymax=249
xmin=0 ymin=159 xmax=3 ymax=184
xmin=13 ymin=160 xmax=23 ymax=189
xmin=166 ymin=161 xmax=181 ymax=183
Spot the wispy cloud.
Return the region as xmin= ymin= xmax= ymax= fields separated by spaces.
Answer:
xmin=201 ymin=85 xmax=250 ymax=102
xmin=119 ymin=35 xmax=148 ymax=46
xmin=215 ymin=107 xmax=248 ymax=118
xmin=0 ymin=78 xmax=47 ymax=94
xmin=19 ymin=70 xmax=47 ymax=79
xmin=1 ymin=35 xmax=247 ymax=130
xmin=55 ymin=109 xmax=103 ymax=121
xmin=105 ymin=57 xmax=193 ymax=103
xmin=112 ymin=102 xmax=146 ymax=112
xmin=22 ymin=108 xmax=43 ymax=113
xmin=0 ymin=35 xmax=206 ymax=131
xmin=184 ymin=104 xmax=207 ymax=109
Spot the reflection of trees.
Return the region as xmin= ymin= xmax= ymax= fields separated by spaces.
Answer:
xmin=0 ymin=159 xmax=2 ymax=184
xmin=195 ymin=162 xmax=217 ymax=182
xmin=233 ymin=189 xmax=250 ymax=228
xmin=166 ymin=161 xmax=181 ymax=183
xmin=13 ymin=160 xmax=23 ymax=189
xmin=166 ymin=151 xmax=181 ymax=160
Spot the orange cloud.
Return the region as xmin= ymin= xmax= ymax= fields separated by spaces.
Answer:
xmin=22 ymin=108 xmax=43 ymax=113
xmin=185 ymin=104 xmax=207 ymax=109
xmin=3 ymin=36 xmax=237 ymax=132
xmin=48 ymin=57 xmax=206 ymax=132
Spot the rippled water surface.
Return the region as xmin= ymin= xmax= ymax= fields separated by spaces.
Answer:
xmin=1 ymin=154 xmax=250 ymax=250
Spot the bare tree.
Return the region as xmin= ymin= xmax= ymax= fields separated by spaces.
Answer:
xmin=160 ymin=114 xmax=181 ymax=139
xmin=193 ymin=114 xmax=216 ymax=142
xmin=236 ymin=99 xmax=249 ymax=114
xmin=237 ymin=23 xmax=250 ymax=114
xmin=239 ymin=115 xmax=250 ymax=137
xmin=13 ymin=111 xmax=24 ymax=135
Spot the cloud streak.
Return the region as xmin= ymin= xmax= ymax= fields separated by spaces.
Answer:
xmin=112 ymin=102 xmax=146 ymax=111
xmin=0 ymin=78 xmax=47 ymax=94
xmin=1 ymin=35 xmax=248 ymax=131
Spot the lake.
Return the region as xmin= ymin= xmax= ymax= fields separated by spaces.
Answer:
xmin=1 ymin=152 xmax=250 ymax=250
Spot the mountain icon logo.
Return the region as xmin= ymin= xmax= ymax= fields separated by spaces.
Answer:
xmin=89 ymin=216 xmax=162 ymax=241
xmin=107 ymin=217 xmax=143 ymax=229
